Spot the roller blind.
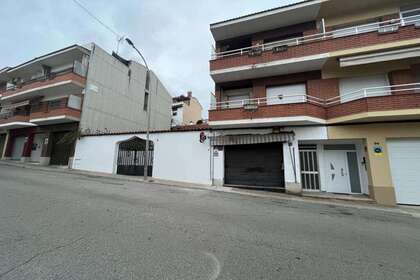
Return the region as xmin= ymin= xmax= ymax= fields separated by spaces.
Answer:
xmin=266 ymin=84 xmax=306 ymax=105
xmin=339 ymin=74 xmax=389 ymax=103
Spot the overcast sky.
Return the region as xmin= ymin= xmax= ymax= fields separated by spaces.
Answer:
xmin=0 ymin=0 xmax=299 ymax=114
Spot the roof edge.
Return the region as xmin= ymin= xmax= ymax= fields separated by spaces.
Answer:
xmin=210 ymin=0 xmax=322 ymax=29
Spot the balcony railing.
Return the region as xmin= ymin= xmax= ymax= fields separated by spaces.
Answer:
xmin=210 ymin=83 xmax=420 ymax=110
xmin=211 ymin=15 xmax=420 ymax=60
xmin=2 ymin=60 xmax=87 ymax=93
xmin=0 ymin=110 xmax=30 ymax=123
xmin=210 ymin=94 xmax=324 ymax=110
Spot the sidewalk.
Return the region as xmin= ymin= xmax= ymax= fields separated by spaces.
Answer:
xmin=1 ymin=160 xmax=419 ymax=218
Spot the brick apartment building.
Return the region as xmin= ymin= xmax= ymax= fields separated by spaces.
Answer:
xmin=0 ymin=43 xmax=172 ymax=167
xmin=208 ymin=0 xmax=420 ymax=205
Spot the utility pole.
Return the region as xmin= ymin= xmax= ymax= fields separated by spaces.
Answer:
xmin=125 ymin=38 xmax=151 ymax=181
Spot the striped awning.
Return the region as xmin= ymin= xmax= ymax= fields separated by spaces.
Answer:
xmin=210 ymin=132 xmax=294 ymax=146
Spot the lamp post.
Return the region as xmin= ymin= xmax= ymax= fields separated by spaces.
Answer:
xmin=125 ymin=38 xmax=151 ymax=181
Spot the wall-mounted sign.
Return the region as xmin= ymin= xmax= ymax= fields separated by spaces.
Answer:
xmin=373 ymin=143 xmax=384 ymax=156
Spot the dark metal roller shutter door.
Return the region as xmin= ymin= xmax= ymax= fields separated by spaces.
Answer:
xmin=225 ymin=143 xmax=284 ymax=188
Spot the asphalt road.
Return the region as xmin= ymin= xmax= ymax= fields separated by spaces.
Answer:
xmin=0 ymin=165 xmax=419 ymax=280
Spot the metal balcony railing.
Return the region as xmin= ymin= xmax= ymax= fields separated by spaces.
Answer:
xmin=210 ymin=83 xmax=420 ymax=110
xmin=3 ymin=61 xmax=87 ymax=92
xmin=210 ymin=94 xmax=324 ymax=110
xmin=211 ymin=15 xmax=420 ymax=60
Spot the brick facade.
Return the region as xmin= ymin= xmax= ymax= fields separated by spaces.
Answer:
xmin=210 ymin=25 xmax=420 ymax=71
xmin=210 ymin=67 xmax=420 ymax=122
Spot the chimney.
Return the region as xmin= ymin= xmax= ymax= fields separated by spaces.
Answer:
xmin=187 ymin=91 xmax=192 ymax=98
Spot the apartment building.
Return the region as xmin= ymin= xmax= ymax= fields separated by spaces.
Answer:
xmin=171 ymin=91 xmax=203 ymax=126
xmin=0 ymin=43 xmax=172 ymax=167
xmin=208 ymin=0 xmax=420 ymax=205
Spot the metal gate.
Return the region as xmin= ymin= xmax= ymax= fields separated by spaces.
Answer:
xmin=117 ymin=137 xmax=153 ymax=176
xmin=299 ymin=144 xmax=320 ymax=191
xmin=225 ymin=143 xmax=285 ymax=189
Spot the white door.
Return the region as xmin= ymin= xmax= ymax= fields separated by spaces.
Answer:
xmin=30 ymin=134 xmax=45 ymax=162
xmin=11 ymin=136 xmax=26 ymax=160
xmin=388 ymin=139 xmax=420 ymax=205
xmin=324 ymin=150 xmax=351 ymax=194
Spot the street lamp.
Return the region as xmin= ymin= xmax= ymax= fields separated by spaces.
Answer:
xmin=125 ymin=38 xmax=152 ymax=181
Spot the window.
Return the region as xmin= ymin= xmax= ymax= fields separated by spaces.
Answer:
xmin=266 ymin=84 xmax=307 ymax=105
xmin=143 ymin=91 xmax=149 ymax=111
xmin=401 ymin=5 xmax=420 ymax=25
xmin=223 ymin=88 xmax=251 ymax=108
xmin=339 ymin=74 xmax=390 ymax=103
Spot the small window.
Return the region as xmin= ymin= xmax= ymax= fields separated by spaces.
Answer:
xmin=266 ymin=84 xmax=307 ymax=105
xmin=143 ymin=91 xmax=149 ymax=111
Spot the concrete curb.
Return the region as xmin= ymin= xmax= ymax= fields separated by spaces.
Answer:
xmin=1 ymin=160 xmax=419 ymax=218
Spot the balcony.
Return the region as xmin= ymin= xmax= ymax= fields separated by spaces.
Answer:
xmin=0 ymin=110 xmax=34 ymax=130
xmin=210 ymin=15 xmax=420 ymax=82
xmin=209 ymin=83 xmax=420 ymax=127
xmin=0 ymin=96 xmax=82 ymax=129
xmin=0 ymin=61 xmax=87 ymax=102
xmin=29 ymin=96 xmax=82 ymax=125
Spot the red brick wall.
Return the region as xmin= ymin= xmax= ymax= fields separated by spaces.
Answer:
xmin=307 ymin=78 xmax=339 ymax=99
xmin=210 ymin=25 xmax=420 ymax=71
xmin=209 ymin=102 xmax=326 ymax=121
xmin=388 ymin=69 xmax=416 ymax=95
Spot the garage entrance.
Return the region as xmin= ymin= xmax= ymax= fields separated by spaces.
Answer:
xmin=117 ymin=137 xmax=153 ymax=176
xmin=224 ymin=143 xmax=284 ymax=189
xmin=388 ymin=139 xmax=420 ymax=205
xmin=50 ymin=131 xmax=75 ymax=166
xmin=11 ymin=136 xmax=26 ymax=160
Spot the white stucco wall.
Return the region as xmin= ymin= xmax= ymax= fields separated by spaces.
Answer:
xmin=73 ymin=126 xmax=329 ymax=189
xmin=73 ymin=131 xmax=212 ymax=185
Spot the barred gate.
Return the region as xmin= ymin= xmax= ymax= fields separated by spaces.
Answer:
xmin=117 ymin=137 xmax=153 ymax=176
xmin=299 ymin=144 xmax=320 ymax=191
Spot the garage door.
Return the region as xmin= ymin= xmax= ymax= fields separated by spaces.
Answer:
xmin=225 ymin=143 xmax=284 ymax=189
xmin=50 ymin=132 xmax=74 ymax=166
xmin=11 ymin=136 xmax=26 ymax=160
xmin=388 ymin=139 xmax=420 ymax=205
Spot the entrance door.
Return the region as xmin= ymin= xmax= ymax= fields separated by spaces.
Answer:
xmin=11 ymin=136 xmax=26 ymax=160
xmin=324 ymin=150 xmax=351 ymax=194
xmin=224 ymin=143 xmax=284 ymax=189
xmin=30 ymin=134 xmax=45 ymax=162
